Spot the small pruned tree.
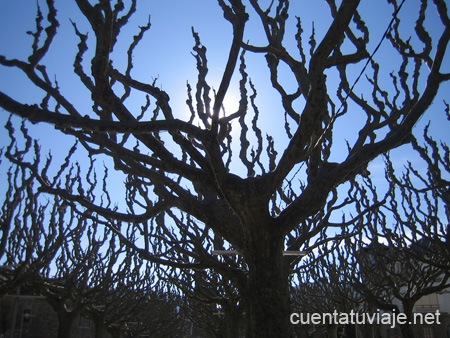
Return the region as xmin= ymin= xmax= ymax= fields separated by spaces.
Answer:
xmin=293 ymin=252 xmax=368 ymax=338
xmin=0 ymin=123 xmax=75 ymax=295
xmin=385 ymin=125 xmax=450 ymax=271
xmin=1 ymin=1 xmax=450 ymax=336
xmin=327 ymin=144 xmax=450 ymax=338
xmin=159 ymin=264 xmax=245 ymax=338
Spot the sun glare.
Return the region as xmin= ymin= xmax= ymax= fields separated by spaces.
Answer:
xmin=220 ymin=93 xmax=239 ymax=116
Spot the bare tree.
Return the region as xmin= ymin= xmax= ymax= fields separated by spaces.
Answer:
xmin=0 ymin=123 xmax=76 ymax=296
xmin=329 ymin=151 xmax=450 ymax=338
xmin=337 ymin=235 xmax=449 ymax=338
xmin=0 ymin=135 xmax=154 ymax=338
xmin=385 ymin=125 xmax=450 ymax=271
xmin=1 ymin=0 xmax=450 ymax=336
xmin=35 ymin=208 xmax=116 ymax=338
xmin=293 ymin=254 xmax=367 ymax=338
xmin=160 ymin=265 xmax=245 ymax=338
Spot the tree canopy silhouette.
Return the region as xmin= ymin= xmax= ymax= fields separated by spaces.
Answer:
xmin=1 ymin=0 xmax=449 ymax=336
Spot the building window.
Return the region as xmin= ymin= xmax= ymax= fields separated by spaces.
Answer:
xmin=423 ymin=327 xmax=434 ymax=338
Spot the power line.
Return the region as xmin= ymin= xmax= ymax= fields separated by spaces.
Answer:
xmin=337 ymin=0 xmax=407 ymax=115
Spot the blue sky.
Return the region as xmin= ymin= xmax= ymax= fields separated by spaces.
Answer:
xmin=0 ymin=0 xmax=449 ymax=211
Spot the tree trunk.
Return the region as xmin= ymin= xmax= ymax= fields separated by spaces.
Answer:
xmin=109 ymin=326 xmax=125 ymax=338
xmin=399 ymin=304 xmax=416 ymax=338
xmin=312 ymin=327 xmax=326 ymax=338
xmin=245 ymin=229 xmax=292 ymax=338
xmin=399 ymin=323 xmax=415 ymax=338
xmin=56 ymin=311 xmax=76 ymax=338
xmin=327 ymin=324 xmax=338 ymax=338
xmin=225 ymin=306 xmax=241 ymax=338
xmin=94 ymin=313 xmax=107 ymax=338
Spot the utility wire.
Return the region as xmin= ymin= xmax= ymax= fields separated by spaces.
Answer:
xmin=314 ymin=0 xmax=407 ymax=152
xmin=337 ymin=0 xmax=407 ymax=114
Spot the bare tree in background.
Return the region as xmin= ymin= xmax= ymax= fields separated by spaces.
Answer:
xmin=293 ymin=253 xmax=366 ymax=338
xmin=386 ymin=124 xmax=450 ymax=270
xmin=335 ymin=231 xmax=450 ymax=338
xmin=160 ymin=263 xmax=245 ymax=338
xmin=1 ymin=0 xmax=450 ymax=336
xmin=0 ymin=146 xmax=183 ymax=338
xmin=323 ymin=131 xmax=450 ymax=338
xmin=0 ymin=130 xmax=73 ymax=296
